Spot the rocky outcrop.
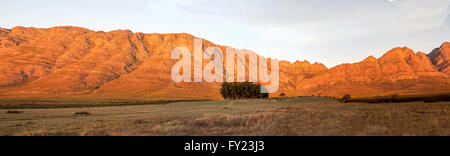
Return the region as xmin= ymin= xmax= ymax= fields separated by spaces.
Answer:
xmin=429 ymin=42 xmax=450 ymax=75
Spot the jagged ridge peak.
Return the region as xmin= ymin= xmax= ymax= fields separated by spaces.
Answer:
xmin=363 ymin=56 xmax=377 ymax=62
xmin=4 ymin=26 xmax=198 ymax=38
xmin=380 ymin=47 xmax=416 ymax=59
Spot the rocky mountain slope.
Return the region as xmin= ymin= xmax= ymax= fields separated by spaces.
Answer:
xmin=0 ymin=26 xmax=448 ymax=99
xmin=429 ymin=42 xmax=450 ymax=75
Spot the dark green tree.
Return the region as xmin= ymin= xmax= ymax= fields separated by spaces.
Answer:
xmin=341 ymin=94 xmax=351 ymax=103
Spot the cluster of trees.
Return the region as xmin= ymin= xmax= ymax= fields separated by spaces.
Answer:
xmin=220 ymin=82 xmax=269 ymax=99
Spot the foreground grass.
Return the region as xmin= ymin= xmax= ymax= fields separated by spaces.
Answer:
xmin=0 ymin=97 xmax=448 ymax=136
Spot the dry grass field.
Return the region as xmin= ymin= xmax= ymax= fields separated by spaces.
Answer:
xmin=0 ymin=97 xmax=448 ymax=136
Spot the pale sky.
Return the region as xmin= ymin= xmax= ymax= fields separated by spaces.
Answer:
xmin=1 ymin=0 xmax=449 ymax=67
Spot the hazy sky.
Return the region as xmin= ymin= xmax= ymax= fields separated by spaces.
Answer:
xmin=1 ymin=0 xmax=449 ymax=67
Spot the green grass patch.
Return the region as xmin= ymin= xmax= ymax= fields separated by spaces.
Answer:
xmin=0 ymin=99 xmax=211 ymax=109
xmin=343 ymin=93 xmax=450 ymax=103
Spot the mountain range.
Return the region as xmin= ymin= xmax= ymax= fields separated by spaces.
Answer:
xmin=0 ymin=26 xmax=449 ymax=99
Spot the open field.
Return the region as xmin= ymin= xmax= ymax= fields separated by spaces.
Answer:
xmin=0 ymin=97 xmax=449 ymax=136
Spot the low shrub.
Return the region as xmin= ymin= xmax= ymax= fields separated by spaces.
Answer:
xmin=74 ymin=112 xmax=91 ymax=116
xmin=341 ymin=94 xmax=351 ymax=103
xmin=6 ymin=110 xmax=23 ymax=114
